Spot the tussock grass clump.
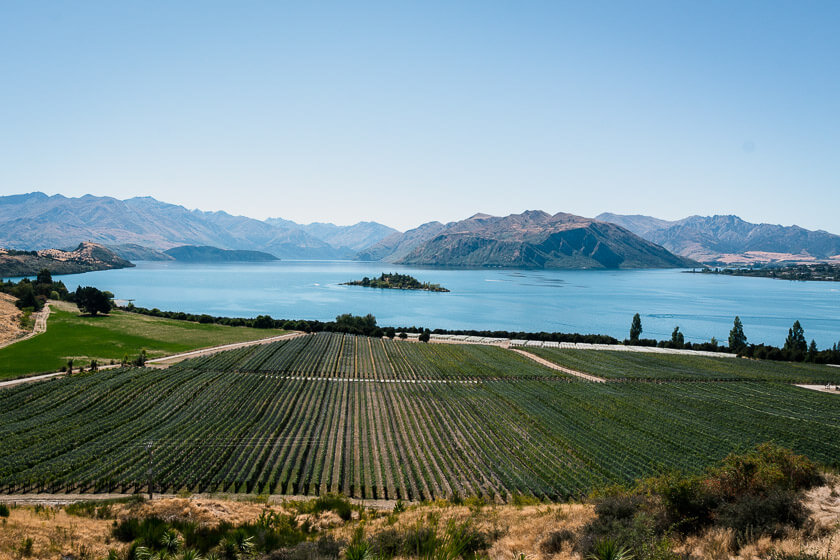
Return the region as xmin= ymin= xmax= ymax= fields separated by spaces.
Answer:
xmin=285 ymin=493 xmax=357 ymax=521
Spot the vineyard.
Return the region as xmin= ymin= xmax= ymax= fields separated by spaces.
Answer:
xmin=1 ymin=332 xmax=839 ymax=501
xmin=528 ymin=347 xmax=840 ymax=383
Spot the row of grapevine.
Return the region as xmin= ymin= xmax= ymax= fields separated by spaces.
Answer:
xmin=528 ymin=347 xmax=840 ymax=383
xmin=194 ymin=332 xmax=568 ymax=381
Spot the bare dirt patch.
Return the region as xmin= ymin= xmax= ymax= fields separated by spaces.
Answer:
xmin=511 ymin=348 xmax=607 ymax=382
xmin=796 ymin=384 xmax=840 ymax=395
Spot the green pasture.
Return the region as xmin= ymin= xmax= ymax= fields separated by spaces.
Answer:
xmin=0 ymin=302 xmax=286 ymax=379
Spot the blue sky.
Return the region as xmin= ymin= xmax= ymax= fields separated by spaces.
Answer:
xmin=1 ymin=1 xmax=838 ymax=231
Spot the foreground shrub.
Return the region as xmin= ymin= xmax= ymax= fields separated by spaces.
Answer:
xmin=587 ymin=537 xmax=634 ymax=560
xmin=369 ymin=528 xmax=403 ymax=558
xmin=579 ymin=444 xmax=824 ymax=558
xmin=65 ymin=500 xmax=113 ymax=519
xmin=362 ymin=519 xmax=489 ymax=560
xmin=114 ymin=510 xmax=308 ymax=557
xmin=289 ymin=493 xmax=355 ymax=521
xmin=655 ymin=443 xmax=822 ymax=537
xmin=714 ymin=490 xmax=808 ymax=538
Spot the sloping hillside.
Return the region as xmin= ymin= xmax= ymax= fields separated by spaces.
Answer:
xmin=597 ymin=212 xmax=840 ymax=263
xmin=356 ymin=221 xmax=449 ymax=262
xmin=164 ymin=245 xmax=278 ymax=262
xmin=396 ymin=211 xmax=696 ymax=269
xmin=0 ymin=242 xmax=133 ymax=277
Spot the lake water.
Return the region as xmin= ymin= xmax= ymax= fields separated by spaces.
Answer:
xmin=46 ymin=261 xmax=840 ymax=348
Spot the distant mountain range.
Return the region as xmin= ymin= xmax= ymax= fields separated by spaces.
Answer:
xmin=0 ymin=193 xmax=394 ymax=260
xmin=356 ymin=221 xmax=450 ymax=262
xmin=0 ymin=242 xmax=133 ymax=277
xmin=265 ymin=219 xmax=398 ymax=252
xmin=597 ymin=213 xmax=840 ymax=264
xmin=2 ymin=192 xmax=836 ymax=268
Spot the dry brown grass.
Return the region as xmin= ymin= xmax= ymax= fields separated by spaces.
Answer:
xmin=335 ymin=502 xmax=594 ymax=560
xmin=112 ymin=496 xmax=286 ymax=527
xmin=0 ymin=506 xmax=119 ymax=560
xmin=2 ymin=479 xmax=840 ymax=560
xmin=805 ymin=474 xmax=840 ymax=531
xmin=0 ymin=293 xmax=23 ymax=345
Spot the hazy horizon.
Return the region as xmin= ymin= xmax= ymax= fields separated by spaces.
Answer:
xmin=2 ymin=2 xmax=838 ymax=231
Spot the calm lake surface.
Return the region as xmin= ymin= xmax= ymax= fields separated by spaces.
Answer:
xmin=51 ymin=261 xmax=840 ymax=348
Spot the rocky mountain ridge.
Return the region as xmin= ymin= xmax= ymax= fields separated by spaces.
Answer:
xmin=393 ymin=211 xmax=697 ymax=269
xmin=597 ymin=213 xmax=840 ymax=264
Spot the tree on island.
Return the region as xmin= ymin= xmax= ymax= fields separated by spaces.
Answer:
xmin=344 ymin=272 xmax=449 ymax=292
xmin=728 ymin=316 xmax=747 ymax=353
xmin=629 ymin=313 xmax=643 ymax=343
xmin=74 ymin=286 xmax=112 ymax=316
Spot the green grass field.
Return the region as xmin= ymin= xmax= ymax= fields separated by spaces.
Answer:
xmin=527 ymin=347 xmax=840 ymax=383
xmin=0 ymin=302 xmax=286 ymax=378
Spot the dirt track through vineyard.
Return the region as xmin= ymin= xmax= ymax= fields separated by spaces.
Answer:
xmin=510 ymin=348 xmax=607 ymax=382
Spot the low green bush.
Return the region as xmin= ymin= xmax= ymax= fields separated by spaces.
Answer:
xmin=289 ymin=493 xmax=356 ymax=521
xmin=65 ymin=500 xmax=113 ymax=519
xmin=578 ymin=444 xmax=824 ymax=559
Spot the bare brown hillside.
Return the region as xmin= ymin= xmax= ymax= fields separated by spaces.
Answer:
xmin=0 ymin=292 xmax=23 ymax=345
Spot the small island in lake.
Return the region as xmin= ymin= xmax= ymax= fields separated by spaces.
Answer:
xmin=688 ymin=263 xmax=840 ymax=282
xmin=342 ymin=272 xmax=450 ymax=292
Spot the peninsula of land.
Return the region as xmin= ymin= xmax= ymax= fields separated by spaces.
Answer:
xmin=690 ymin=263 xmax=840 ymax=282
xmin=0 ymin=242 xmax=133 ymax=278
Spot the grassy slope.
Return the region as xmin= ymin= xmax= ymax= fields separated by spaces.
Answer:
xmin=527 ymin=347 xmax=840 ymax=383
xmin=0 ymin=302 xmax=286 ymax=378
